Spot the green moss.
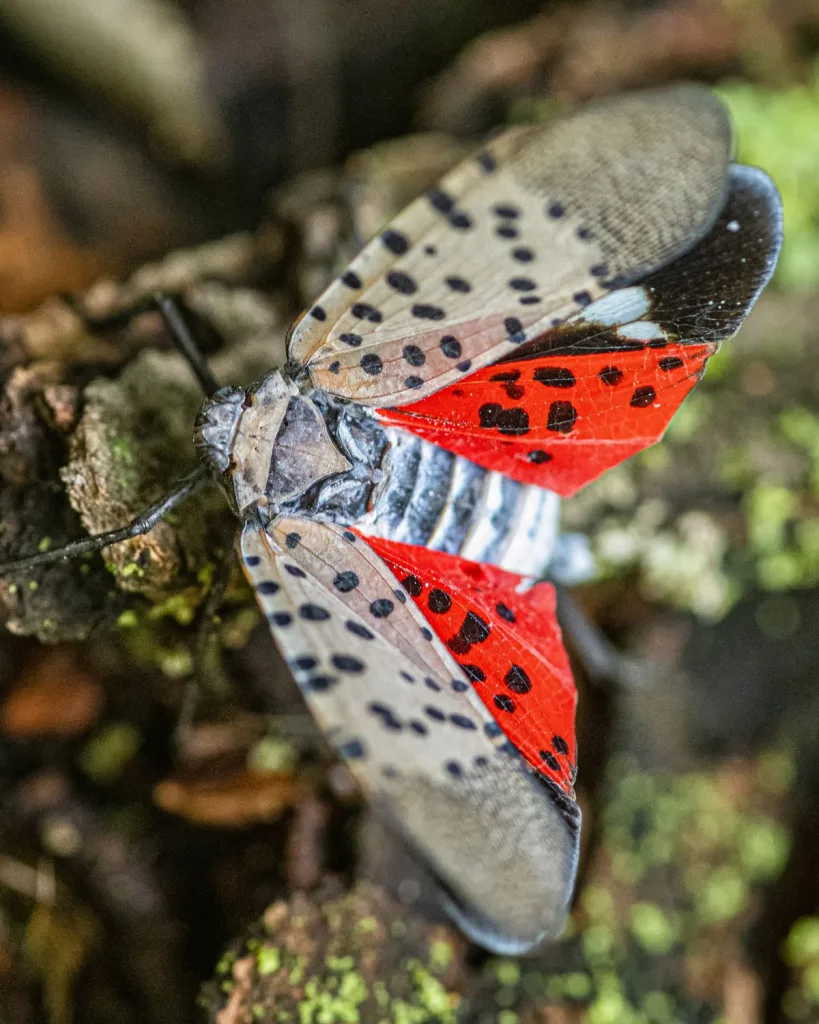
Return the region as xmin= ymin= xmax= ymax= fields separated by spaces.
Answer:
xmin=147 ymin=592 xmax=199 ymax=626
xmin=119 ymin=562 xmax=145 ymax=579
xmin=629 ymin=904 xmax=677 ymax=955
xmin=110 ymin=436 xmax=135 ymax=466
xmin=641 ymin=990 xmax=676 ymax=1022
xmin=247 ymin=736 xmax=298 ymax=775
xmin=296 ymin=973 xmax=366 ymax=1024
xmin=493 ymin=960 xmax=520 ymax=988
xmin=257 ymin=946 xmax=281 ymax=976
xmin=563 ymin=972 xmax=593 ymax=1000
xmin=338 ymin=973 xmax=368 ymax=1006
xmin=326 ymin=956 xmax=354 ymax=973
xmin=407 ymin=959 xmax=457 ymax=1019
xmin=746 ymin=485 xmax=796 ymax=555
xmin=215 ymin=949 xmax=238 ymax=976
xmin=288 ymin=956 xmax=307 ymax=986
xmin=581 ymin=885 xmax=615 ymax=923
xmin=428 ymin=939 xmax=454 ymax=972
xmin=785 ymin=917 xmax=819 ymax=970
xmin=740 ymin=819 xmax=791 ymax=880
xmin=696 ymin=868 xmax=750 ymax=924
xmin=78 ymin=724 xmax=142 ymax=783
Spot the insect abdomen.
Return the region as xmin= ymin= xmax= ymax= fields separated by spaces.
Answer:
xmin=359 ymin=426 xmax=561 ymax=577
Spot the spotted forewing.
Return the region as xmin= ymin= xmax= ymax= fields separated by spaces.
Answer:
xmin=240 ymin=517 xmax=579 ymax=953
xmin=289 ymin=85 xmax=734 ymax=408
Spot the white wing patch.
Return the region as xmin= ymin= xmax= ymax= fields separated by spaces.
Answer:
xmin=239 ymin=516 xmax=580 ymax=954
xmin=288 ymin=85 xmax=732 ymax=408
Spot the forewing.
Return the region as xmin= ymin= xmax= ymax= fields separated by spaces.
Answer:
xmin=361 ymin=534 xmax=577 ymax=792
xmin=289 ymin=85 xmax=732 ymax=407
xmin=240 ymin=516 xmax=580 ymax=953
xmin=378 ymin=164 xmax=783 ymax=495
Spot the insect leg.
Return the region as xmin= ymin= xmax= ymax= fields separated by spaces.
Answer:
xmin=153 ymin=294 xmax=221 ymax=396
xmin=555 ymin=584 xmax=651 ymax=690
xmin=68 ymin=291 xmax=221 ymax=397
xmin=0 ymin=467 xmax=208 ymax=574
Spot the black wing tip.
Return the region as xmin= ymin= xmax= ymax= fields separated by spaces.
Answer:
xmin=727 ymin=162 xmax=784 ymax=283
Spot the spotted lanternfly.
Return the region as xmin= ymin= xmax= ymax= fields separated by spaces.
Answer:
xmin=1 ymin=85 xmax=782 ymax=954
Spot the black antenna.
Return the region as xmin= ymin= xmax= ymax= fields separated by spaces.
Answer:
xmin=0 ymin=293 xmax=221 ymax=575
xmin=0 ymin=469 xmax=208 ymax=573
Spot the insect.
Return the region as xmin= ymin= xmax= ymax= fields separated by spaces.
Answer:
xmin=0 ymin=85 xmax=782 ymax=955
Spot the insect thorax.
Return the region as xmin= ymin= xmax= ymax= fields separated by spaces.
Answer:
xmin=193 ymin=371 xmax=352 ymax=515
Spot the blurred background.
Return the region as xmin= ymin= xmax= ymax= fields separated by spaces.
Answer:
xmin=1 ymin=1 xmax=819 ymax=1022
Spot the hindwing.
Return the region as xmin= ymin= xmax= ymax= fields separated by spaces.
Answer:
xmin=360 ymin=534 xmax=577 ymax=791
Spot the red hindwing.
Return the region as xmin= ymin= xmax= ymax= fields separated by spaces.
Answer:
xmin=377 ymin=341 xmax=712 ymax=496
xmin=359 ymin=533 xmax=577 ymax=793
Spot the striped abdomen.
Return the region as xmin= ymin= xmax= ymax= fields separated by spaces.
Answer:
xmin=357 ymin=427 xmax=561 ymax=578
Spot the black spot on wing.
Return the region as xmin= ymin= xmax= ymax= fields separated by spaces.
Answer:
xmin=428 ymin=589 xmax=452 ymax=614
xmin=387 ymin=270 xmax=418 ymax=295
xmin=382 ymin=229 xmax=409 ymax=255
xmin=440 ymin=336 xmax=461 ymax=359
xmin=402 ymin=575 xmax=423 ymax=597
xmin=547 ymin=401 xmax=578 ymax=434
xmin=630 ymin=386 xmax=656 ymax=408
xmin=352 ymin=303 xmax=382 ymax=323
xmin=534 ymin=367 xmax=575 ymax=388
